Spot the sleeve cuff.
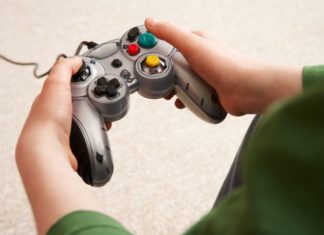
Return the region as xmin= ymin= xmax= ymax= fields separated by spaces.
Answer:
xmin=47 ymin=210 xmax=132 ymax=235
xmin=303 ymin=65 xmax=324 ymax=90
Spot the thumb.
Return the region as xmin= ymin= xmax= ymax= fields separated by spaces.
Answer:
xmin=145 ymin=18 xmax=206 ymax=59
xmin=42 ymin=56 xmax=82 ymax=95
xmin=145 ymin=18 xmax=220 ymax=87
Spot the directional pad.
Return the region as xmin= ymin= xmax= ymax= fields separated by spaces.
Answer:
xmin=97 ymin=77 xmax=109 ymax=86
xmin=94 ymin=77 xmax=120 ymax=98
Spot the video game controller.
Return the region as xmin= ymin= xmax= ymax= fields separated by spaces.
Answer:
xmin=70 ymin=25 xmax=227 ymax=186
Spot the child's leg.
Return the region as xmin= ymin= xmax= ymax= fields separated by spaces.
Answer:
xmin=213 ymin=115 xmax=262 ymax=207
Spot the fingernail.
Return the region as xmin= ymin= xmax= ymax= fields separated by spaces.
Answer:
xmin=145 ymin=17 xmax=157 ymax=29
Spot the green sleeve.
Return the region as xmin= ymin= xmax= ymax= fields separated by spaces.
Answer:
xmin=303 ymin=64 xmax=324 ymax=89
xmin=47 ymin=210 xmax=132 ymax=235
xmin=185 ymin=72 xmax=324 ymax=234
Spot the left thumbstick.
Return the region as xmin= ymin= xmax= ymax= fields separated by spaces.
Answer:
xmin=71 ymin=61 xmax=91 ymax=82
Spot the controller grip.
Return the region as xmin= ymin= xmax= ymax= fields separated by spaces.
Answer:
xmin=171 ymin=51 xmax=227 ymax=123
xmin=70 ymin=98 xmax=114 ymax=186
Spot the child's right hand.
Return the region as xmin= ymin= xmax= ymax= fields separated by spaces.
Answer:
xmin=145 ymin=18 xmax=303 ymax=115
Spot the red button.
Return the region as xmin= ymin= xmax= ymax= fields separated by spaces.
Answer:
xmin=127 ymin=43 xmax=140 ymax=56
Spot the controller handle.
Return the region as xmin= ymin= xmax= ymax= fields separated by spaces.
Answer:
xmin=171 ymin=51 xmax=227 ymax=123
xmin=70 ymin=98 xmax=114 ymax=186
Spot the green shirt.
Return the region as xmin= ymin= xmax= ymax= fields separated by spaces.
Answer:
xmin=48 ymin=65 xmax=324 ymax=235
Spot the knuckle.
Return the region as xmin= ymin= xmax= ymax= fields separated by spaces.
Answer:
xmin=192 ymin=30 xmax=209 ymax=37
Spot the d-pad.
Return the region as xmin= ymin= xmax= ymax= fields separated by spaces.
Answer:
xmin=94 ymin=77 xmax=120 ymax=98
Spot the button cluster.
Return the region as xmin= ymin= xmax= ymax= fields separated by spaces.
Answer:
xmin=125 ymin=27 xmax=158 ymax=56
xmin=94 ymin=77 xmax=120 ymax=98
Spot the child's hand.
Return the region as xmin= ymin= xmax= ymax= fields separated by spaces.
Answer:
xmin=16 ymin=57 xmax=107 ymax=235
xmin=16 ymin=57 xmax=82 ymax=170
xmin=145 ymin=18 xmax=303 ymax=115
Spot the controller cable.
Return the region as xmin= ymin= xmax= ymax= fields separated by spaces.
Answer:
xmin=0 ymin=41 xmax=97 ymax=79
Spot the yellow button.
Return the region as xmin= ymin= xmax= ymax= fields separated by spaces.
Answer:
xmin=145 ymin=54 xmax=160 ymax=67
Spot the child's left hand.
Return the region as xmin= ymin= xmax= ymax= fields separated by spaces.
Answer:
xmin=16 ymin=57 xmax=108 ymax=235
xmin=16 ymin=57 xmax=82 ymax=170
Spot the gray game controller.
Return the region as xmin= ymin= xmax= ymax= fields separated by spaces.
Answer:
xmin=70 ymin=25 xmax=227 ymax=186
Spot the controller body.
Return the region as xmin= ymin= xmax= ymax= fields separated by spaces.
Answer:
xmin=70 ymin=25 xmax=227 ymax=186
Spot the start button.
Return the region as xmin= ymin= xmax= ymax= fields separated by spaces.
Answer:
xmin=145 ymin=54 xmax=160 ymax=67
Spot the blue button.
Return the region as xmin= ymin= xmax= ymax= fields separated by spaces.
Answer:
xmin=138 ymin=32 xmax=158 ymax=49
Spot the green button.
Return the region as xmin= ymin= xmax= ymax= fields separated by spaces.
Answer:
xmin=138 ymin=32 xmax=158 ymax=49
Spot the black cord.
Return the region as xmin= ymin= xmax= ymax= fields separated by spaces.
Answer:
xmin=0 ymin=41 xmax=97 ymax=79
xmin=0 ymin=53 xmax=67 ymax=79
xmin=74 ymin=41 xmax=98 ymax=56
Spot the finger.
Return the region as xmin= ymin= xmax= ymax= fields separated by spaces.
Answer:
xmin=191 ymin=30 xmax=216 ymax=40
xmin=105 ymin=122 xmax=112 ymax=131
xmin=42 ymin=56 xmax=82 ymax=93
xmin=67 ymin=149 xmax=78 ymax=172
xmin=145 ymin=18 xmax=206 ymax=58
xmin=175 ymin=99 xmax=185 ymax=109
xmin=164 ymin=90 xmax=175 ymax=100
xmin=191 ymin=30 xmax=231 ymax=51
xmin=49 ymin=56 xmax=82 ymax=81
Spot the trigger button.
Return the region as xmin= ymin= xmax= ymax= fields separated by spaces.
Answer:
xmin=186 ymin=83 xmax=189 ymax=91
xmin=96 ymin=152 xmax=104 ymax=164
xmin=211 ymin=94 xmax=219 ymax=103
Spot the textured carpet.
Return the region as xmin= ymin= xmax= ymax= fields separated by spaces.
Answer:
xmin=0 ymin=0 xmax=323 ymax=234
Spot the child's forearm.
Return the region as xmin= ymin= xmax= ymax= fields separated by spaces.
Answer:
xmin=145 ymin=18 xmax=303 ymax=115
xmin=242 ymin=60 xmax=303 ymax=113
xmin=16 ymin=134 xmax=106 ymax=235
xmin=15 ymin=57 xmax=107 ymax=235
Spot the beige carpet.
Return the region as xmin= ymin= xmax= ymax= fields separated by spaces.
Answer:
xmin=1 ymin=0 xmax=324 ymax=234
